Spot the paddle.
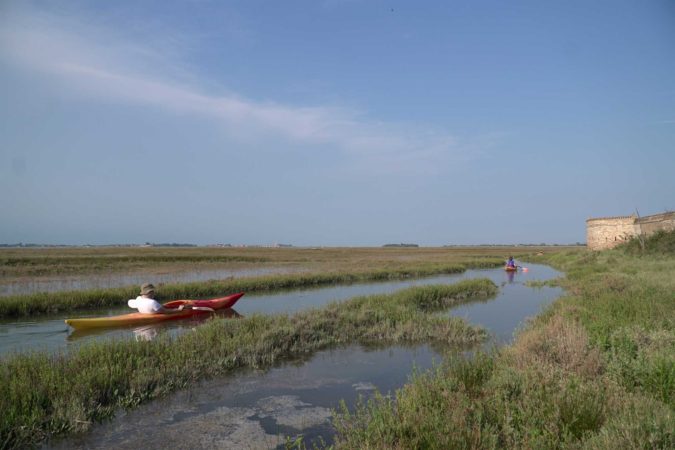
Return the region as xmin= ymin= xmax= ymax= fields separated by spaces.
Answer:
xmin=516 ymin=265 xmax=529 ymax=273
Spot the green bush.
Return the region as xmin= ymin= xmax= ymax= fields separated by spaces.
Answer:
xmin=621 ymin=229 xmax=675 ymax=255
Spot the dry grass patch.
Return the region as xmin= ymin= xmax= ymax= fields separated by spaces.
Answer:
xmin=507 ymin=315 xmax=603 ymax=379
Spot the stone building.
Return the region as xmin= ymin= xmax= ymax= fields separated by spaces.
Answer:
xmin=586 ymin=211 xmax=675 ymax=250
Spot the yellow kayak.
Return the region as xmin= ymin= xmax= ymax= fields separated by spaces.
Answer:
xmin=65 ymin=292 xmax=244 ymax=330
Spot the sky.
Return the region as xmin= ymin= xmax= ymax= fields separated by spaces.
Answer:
xmin=1 ymin=0 xmax=674 ymax=246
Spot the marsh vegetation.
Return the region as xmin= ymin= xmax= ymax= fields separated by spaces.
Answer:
xmin=332 ymin=233 xmax=675 ymax=449
xmin=0 ymin=279 xmax=497 ymax=448
xmin=0 ymin=245 xmax=562 ymax=279
xmin=0 ymin=246 xmax=557 ymax=317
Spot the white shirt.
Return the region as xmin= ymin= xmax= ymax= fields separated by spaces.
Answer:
xmin=128 ymin=295 xmax=162 ymax=314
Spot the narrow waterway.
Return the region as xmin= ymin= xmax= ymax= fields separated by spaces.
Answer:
xmin=1 ymin=265 xmax=559 ymax=356
xmin=43 ymin=264 xmax=562 ymax=449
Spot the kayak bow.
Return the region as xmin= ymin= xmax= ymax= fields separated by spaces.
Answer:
xmin=65 ymin=292 xmax=244 ymax=330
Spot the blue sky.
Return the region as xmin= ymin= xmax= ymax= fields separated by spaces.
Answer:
xmin=1 ymin=0 xmax=674 ymax=246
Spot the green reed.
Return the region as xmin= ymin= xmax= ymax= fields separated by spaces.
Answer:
xmin=332 ymin=234 xmax=674 ymax=449
xmin=0 ymin=279 xmax=497 ymax=449
xmin=0 ymin=260 xmax=503 ymax=318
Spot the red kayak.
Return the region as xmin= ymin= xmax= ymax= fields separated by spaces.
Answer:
xmin=65 ymin=292 xmax=244 ymax=330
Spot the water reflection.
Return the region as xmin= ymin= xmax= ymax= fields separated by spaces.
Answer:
xmin=65 ymin=308 xmax=242 ymax=342
xmin=133 ymin=325 xmax=158 ymax=342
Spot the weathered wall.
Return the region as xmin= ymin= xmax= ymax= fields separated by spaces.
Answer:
xmin=586 ymin=215 xmax=638 ymax=250
xmin=637 ymin=211 xmax=675 ymax=235
xmin=586 ymin=211 xmax=675 ymax=250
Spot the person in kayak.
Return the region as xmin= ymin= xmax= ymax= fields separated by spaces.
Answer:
xmin=128 ymin=283 xmax=192 ymax=314
xmin=506 ymin=256 xmax=516 ymax=269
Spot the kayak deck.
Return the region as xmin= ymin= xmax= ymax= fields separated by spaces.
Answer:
xmin=65 ymin=292 xmax=244 ymax=330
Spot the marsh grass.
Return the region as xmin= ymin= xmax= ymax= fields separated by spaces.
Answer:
xmin=0 ymin=246 xmax=549 ymax=279
xmin=621 ymin=229 xmax=675 ymax=255
xmin=0 ymin=278 xmax=497 ymax=449
xmin=0 ymin=254 xmax=267 ymax=274
xmin=524 ymin=278 xmax=561 ymax=288
xmin=332 ymin=233 xmax=675 ymax=449
xmin=0 ymin=260 xmax=503 ymax=318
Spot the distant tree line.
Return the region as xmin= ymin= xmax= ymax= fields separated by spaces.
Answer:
xmin=0 ymin=242 xmax=199 ymax=248
xmin=0 ymin=243 xmax=73 ymax=248
xmin=144 ymin=242 xmax=197 ymax=247
xmin=382 ymin=243 xmax=419 ymax=248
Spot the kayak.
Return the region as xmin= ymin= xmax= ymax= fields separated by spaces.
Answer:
xmin=504 ymin=266 xmax=518 ymax=272
xmin=65 ymin=292 xmax=245 ymax=330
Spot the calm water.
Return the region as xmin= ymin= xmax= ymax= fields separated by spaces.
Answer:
xmin=51 ymin=345 xmax=446 ymax=449
xmin=40 ymin=264 xmax=561 ymax=449
xmin=0 ymin=264 xmax=560 ymax=357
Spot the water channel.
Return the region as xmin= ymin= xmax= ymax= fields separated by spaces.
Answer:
xmin=30 ymin=264 xmax=563 ymax=449
xmin=1 ymin=265 xmax=559 ymax=356
xmin=0 ymin=265 xmax=561 ymax=449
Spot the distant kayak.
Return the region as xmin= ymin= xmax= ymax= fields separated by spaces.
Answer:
xmin=504 ymin=266 xmax=518 ymax=272
xmin=65 ymin=292 xmax=244 ymax=330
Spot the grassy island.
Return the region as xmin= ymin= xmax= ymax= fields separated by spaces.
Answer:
xmin=0 ymin=260 xmax=503 ymax=318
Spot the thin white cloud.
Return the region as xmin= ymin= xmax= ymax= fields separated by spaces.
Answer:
xmin=0 ymin=5 xmax=464 ymax=175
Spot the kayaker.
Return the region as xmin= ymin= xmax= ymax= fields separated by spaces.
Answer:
xmin=128 ymin=283 xmax=192 ymax=315
xmin=506 ymin=256 xmax=516 ymax=269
